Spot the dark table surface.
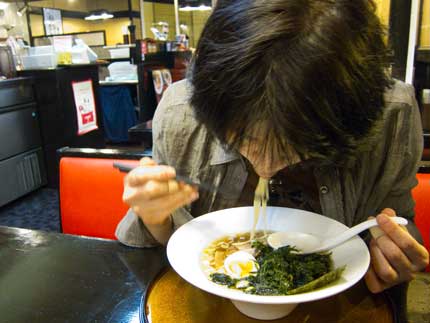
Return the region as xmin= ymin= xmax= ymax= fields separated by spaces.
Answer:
xmin=0 ymin=226 xmax=167 ymax=323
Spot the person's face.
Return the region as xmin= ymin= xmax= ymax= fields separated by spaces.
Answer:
xmin=236 ymin=126 xmax=300 ymax=179
xmin=239 ymin=143 xmax=289 ymax=179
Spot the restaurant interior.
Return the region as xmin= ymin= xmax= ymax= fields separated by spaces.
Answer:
xmin=0 ymin=0 xmax=429 ymax=322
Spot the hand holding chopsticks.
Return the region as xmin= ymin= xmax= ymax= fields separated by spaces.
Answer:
xmin=118 ymin=157 xmax=199 ymax=244
xmin=114 ymin=162 xmax=222 ymax=195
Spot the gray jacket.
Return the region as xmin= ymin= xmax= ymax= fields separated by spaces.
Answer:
xmin=116 ymin=79 xmax=423 ymax=247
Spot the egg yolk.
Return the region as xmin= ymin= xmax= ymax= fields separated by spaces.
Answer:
xmin=228 ymin=261 xmax=255 ymax=278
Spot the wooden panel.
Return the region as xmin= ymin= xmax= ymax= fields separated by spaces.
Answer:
xmin=374 ymin=0 xmax=391 ymax=27
xmin=421 ymin=0 xmax=430 ymax=48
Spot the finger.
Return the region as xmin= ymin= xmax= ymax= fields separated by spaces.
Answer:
xmin=368 ymin=216 xmax=385 ymax=240
xmin=143 ymin=180 xmax=189 ymax=200
xmin=376 ymin=213 xmax=428 ymax=269
xmin=127 ymin=166 xmax=176 ymax=186
xmin=368 ymin=208 xmax=395 ymax=239
xmin=128 ymin=184 xmax=196 ymax=213
xmin=365 ymin=265 xmax=389 ymax=293
xmin=369 ymin=238 xmax=399 ymax=284
xmin=154 ymin=188 xmax=199 ymax=216
xmin=380 ymin=208 xmax=396 ymax=217
xmin=379 ymin=208 xmax=408 ymax=232
xmin=139 ymin=157 xmax=157 ymax=166
xmin=139 ymin=189 xmax=199 ymax=224
xmin=374 ymin=234 xmax=415 ymax=281
xmin=124 ymin=179 xmax=187 ymax=203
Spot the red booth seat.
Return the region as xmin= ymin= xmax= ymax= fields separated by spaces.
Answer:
xmin=60 ymin=156 xmax=139 ymax=240
xmin=59 ymin=150 xmax=430 ymax=266
xmin=412 ymin=173 xmax=430 ymax=271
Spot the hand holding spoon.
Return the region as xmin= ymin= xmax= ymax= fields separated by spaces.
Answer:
xmin=267 ymin=217 xmax=408 ymax=255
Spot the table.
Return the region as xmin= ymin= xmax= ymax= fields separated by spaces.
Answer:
xmin=144 ymin=269 xmax=395 ymax=323
xmin=0 ymin=226 xmax=401 ymax=323
xmin=0 ymin=226 xmax=167 ymax=323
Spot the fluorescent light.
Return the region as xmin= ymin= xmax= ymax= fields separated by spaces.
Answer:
xmin=179 ymin=4 xmax=212 ymax=11
xmin=196 ymin=4 xmax=212 ymax=11
xmin=85 ymin=10 xmax=114 ymax=21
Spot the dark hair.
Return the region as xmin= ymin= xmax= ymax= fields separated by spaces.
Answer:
xmin=190 ymin=0 xmax=392 ymax=165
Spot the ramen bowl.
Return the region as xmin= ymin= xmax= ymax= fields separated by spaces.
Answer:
xmin=166 ymin=206 xmax=370 ymax=320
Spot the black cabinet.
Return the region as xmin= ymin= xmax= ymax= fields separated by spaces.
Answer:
xmin=19 ymin=65 xmax=106 ymax=187
xmin=0 ymin=77 xmax=46 ymax=206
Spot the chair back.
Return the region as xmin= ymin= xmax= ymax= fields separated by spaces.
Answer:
xmin=59 ymin=151 xmax=141 ymax=239
xmin=412 ymin=173 xmax=430 ymax=271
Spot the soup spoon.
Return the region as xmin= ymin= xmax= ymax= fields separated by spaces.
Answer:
xmin=267 ymin=217 xmax=408 ymax=255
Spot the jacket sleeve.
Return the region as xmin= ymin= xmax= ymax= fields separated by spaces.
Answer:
xmin=115 ymin=83 xmax=194 ymax=247
xmin=378 ymin=84 xmax=423 ymax=241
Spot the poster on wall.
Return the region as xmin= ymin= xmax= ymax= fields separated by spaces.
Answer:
xmin=72 ymin=79 xmax=99 ymax=135
xmin=43 ymin=8 xmax=63 ymax=36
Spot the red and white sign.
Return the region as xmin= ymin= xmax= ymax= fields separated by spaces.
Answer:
xmin=72 ymin=79 xmax=98 ymax=135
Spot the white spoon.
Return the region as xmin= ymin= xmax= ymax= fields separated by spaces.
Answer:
xmin=267 ymin=217 xmax=408 ymax=255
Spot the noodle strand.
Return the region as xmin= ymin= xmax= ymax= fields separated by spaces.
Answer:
xmin=251 ymin=178 xmax=269 ymax=241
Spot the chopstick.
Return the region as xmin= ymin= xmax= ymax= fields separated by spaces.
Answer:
xmin=113 ymin=162 xmax=224 ymax=196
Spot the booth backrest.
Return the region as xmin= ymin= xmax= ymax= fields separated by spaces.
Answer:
xmin=59 ymin=157 xmax=139 ymax=240
xmin=412 ymin=173 xmax=430 ymax=271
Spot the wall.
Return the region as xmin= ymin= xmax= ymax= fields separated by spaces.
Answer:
xmin=28 ymin=0 xmax=398 ymax=48
xmin=0 ymin=2 xmax=28 ymax=40
xmin=31 ymin=15 xmax=141 ymax=46
xmin=374 ymin=0 xmax=391 ymax=27
xmin=29 ymin=1 xmax=209 ymax=46
xmin=421 ymin=0 xmax=429 ymax=47
xmin=179 ymin=10 xmax=211 ymax=47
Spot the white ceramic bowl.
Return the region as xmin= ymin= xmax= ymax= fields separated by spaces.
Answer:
xmin=167 ymin=206 xmax=370 ymax=320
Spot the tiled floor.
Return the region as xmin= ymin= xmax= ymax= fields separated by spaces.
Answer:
xmin=0 ymin=187 xmax=60 ymax=232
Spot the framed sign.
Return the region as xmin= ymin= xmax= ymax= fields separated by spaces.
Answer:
xmin=72 ymin=79 xmax=99 ymax=135
xmin=43 ymin=8 xmax=63 ymax=36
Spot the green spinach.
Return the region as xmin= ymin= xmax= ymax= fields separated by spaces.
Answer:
xmin=209 ymin=241 xmax=344 ymax=296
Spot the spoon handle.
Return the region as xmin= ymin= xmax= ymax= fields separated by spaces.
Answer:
xmin=312 ymin=217 xmax=408 ymax=254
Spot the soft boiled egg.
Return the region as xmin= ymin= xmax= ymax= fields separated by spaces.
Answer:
xmin=224 ymin=251 xmax=259 ymax=279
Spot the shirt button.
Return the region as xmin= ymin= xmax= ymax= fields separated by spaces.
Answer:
xmin=320 ymin=186 xmax=329 ymax=194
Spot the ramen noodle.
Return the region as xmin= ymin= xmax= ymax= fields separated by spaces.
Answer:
xmin=251 ymin=178 xmax=269 ymax=240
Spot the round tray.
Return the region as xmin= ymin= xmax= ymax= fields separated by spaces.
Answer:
xmin=142 ymin=268 xmax=394 ymax=323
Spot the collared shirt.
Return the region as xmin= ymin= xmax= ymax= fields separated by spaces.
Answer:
xmin=115 ymin=79 xmax=423 ymax=248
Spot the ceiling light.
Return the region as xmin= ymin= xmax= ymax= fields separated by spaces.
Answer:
xmin=179 ymin=5 xmax=211 ymax=12
xmin=0 ymin=2 xmax=9 ymax=10
xmin=85 ymin=10 xmax=114 ymax=21
xmin=179 ymin=0 xmax=212 ymax=12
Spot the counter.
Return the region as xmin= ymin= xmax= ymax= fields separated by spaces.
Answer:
xmin=0 ymin=77 xmax=46 ymax=207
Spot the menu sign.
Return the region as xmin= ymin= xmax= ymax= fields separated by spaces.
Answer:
xmin=72 ymin=79 xmax=99 ymax=135
xmin=43 ymin=8 xmax=63 ymax=36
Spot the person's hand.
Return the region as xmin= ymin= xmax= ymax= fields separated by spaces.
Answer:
xmin=122 ymin=157 xmax=199 ymax=231
xmin=364 ymin=208 xmax=429 ymax=293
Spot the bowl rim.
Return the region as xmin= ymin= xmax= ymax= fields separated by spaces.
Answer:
xmin=167 ymin=206 xmax=370 ymax=305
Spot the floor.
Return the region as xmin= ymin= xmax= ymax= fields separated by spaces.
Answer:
xmin=0 ymin=187 xmax=60 ymax=232
xmin=408 ymin=273 xmax=430 ymax=323
xmin=0 ymin=143 xmax=146 ymax=232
